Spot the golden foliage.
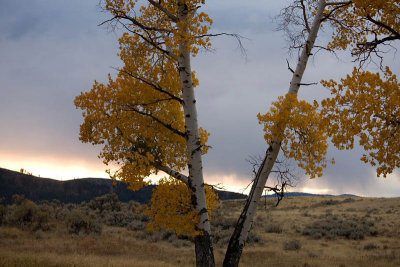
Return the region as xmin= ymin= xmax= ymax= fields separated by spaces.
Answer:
xmin=105 ymin=0 xmax=212 ymax=57
xmin=74 ymin=0 xmax=212 ymax=190
xmin=303 ymin=0 xmax=400 ymax=176
xmin=324 ymin=0 xmax=400 ymax=53
xmin=257 ymin=94 xmax=332 ymax=178
xmin=145 ymin=177 xmax=220 ymax=236
xmin=321 ymin=67 xmax=400 ymax=177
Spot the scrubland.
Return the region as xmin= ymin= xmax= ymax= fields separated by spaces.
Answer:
xmin=0 ymin=194 xmax=399 ymax=266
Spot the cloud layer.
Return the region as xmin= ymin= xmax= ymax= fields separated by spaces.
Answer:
xmin=0 ymin=0 xmax=399 ymax=197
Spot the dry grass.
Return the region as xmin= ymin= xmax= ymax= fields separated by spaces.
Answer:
xmin=1 ymin=196 xmax=400 ymax=266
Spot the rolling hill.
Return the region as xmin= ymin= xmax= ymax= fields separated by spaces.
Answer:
xmin=0 ymin=167 xmax=246 ymax=204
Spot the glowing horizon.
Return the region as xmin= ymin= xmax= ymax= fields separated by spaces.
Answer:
xmin=0 ymin=153 xmax=109 ymax=180
xmin=1 ymin=152 xmax=399 ymax=197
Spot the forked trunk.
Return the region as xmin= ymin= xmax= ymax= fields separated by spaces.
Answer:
xmin=223 ymin=1 xmax=327 ymax=266
xmin=177 ymin=1 xmax=215 ymax=266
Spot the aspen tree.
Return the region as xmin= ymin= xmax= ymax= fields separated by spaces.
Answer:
xmin=75 ymin=0 xmax=217 ymax=265
xmin=223 ymin=1 xmax=330 ymax=265
xmin=225 ymin=1 xmax=400 ymax=265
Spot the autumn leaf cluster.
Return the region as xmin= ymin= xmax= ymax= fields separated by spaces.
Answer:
xmin=321 ymin=67 xmax=400 ymax=177
xmin=146 ymin=177 xmax=219 ymax=236
xmin=324 ymin=0 xmax=400 ymax=54
xmin=258 ymin=94 xmax=332 ymax=178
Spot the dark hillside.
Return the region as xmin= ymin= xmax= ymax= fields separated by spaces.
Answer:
xmin=0 ymin=168 xmax=246 ymax=204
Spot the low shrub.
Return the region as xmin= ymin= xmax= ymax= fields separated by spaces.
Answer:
xmin=7 ymin=200 xmax=50 ymax=231
xmin=247 ymin=231 xmax=263 ymax=244
xmin=127 ymin=220 xmax=146 ymax=231
xmin=283 ymin=240 xmax=301 ymax=251
xmin=89 ymin=193 xmax=121 ymax=214
xmin=105 ymin=211 xmax=132 ymax=227
xmin=302 ymin=215 xmax=378 ymax=240
xmin=364 ymin=243 xmax=379 ymax=250
xmin=213 ymin=229 xmax=232 ymax=246
xmin=312 ymin=199 xmax=340 ymax=207
xmin=342 ymin=198 xmax=356 ymax=204
xmin=65 ymin=210 xmax=101 ymax=235
xmin=12 ymin=194 xmax=26 ymax=205
xmin=265 ymin=223 xmax=283 ymax=234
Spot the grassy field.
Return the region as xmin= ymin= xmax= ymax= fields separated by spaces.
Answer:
xmin=0 ymin=196 xmax=399 ymax=266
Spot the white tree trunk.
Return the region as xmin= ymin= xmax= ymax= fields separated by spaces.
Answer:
xmin=223 ymin=1 xmax=327 ymax=266
xmin=177 ymin=1 xmax=214 ymax=266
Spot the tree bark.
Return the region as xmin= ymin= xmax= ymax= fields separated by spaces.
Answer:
xmin=223 ymin=1 xmax=327 ymax=266
xmin=177 ymin=1 xmax=215 ymax=266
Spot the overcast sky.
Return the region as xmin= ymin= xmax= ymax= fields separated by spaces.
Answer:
xmin=1 ymin=0 xmax=399 ymax=197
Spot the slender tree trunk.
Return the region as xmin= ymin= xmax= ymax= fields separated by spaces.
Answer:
xmin=223 ymin=1 xmax=327 ymax=266
xmin=177 ymin=1 xmax=215 ymax=266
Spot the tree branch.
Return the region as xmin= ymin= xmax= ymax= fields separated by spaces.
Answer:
xmin=300 ymin=0 xmax=311 ymax=33
xmin=365 ymin=15 xmax=400 ymax=39
xmin=322 ymin=1 xmax=352 ymax=22
xmin=195 ymin=32 xmax=247 ymax=56
xmin=298 ymin=82 xmax=318 ymax=86
xmin=116 ymin=13 xmax=172 ymax=33
xmin=325 ymin=1 xmax=352 ymax=6
xmin=125 ymin=104 xmax=187 ymax=139
xmin=156 ymin=164 xmax=189 ymax=184
xmin=116 ymin=68 xmax=183 ymax=104
xmin=116 ymin=20 xmax=178 ymax=60
xmin=286 ymin=59 xmax=295 ymax=73
xmin=147 ymin=0 xmax=179 ymax=23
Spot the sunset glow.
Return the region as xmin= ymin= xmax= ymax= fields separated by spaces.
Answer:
xmin=0 ymin=153 xmax=109 ymax=180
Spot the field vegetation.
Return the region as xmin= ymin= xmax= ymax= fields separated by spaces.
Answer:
xmin=0 ymin=194 xmax=399 ymax=266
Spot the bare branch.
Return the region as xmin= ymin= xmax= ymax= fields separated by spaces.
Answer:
xmin=286 ymin=59 xmax=295 ymax=73
xmin=300 ymin=0 xmax=311 ymax=33
xmin=265 ymin=182 xmax=287 ymax=207
xmin=298 ymin=82 xmax=318 ymax=86
xmin=196 ymin=32 xmax=248 ymax=57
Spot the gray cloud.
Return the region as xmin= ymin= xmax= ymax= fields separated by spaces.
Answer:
xmin=0 ymin=0 xmax=399 ymax=197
